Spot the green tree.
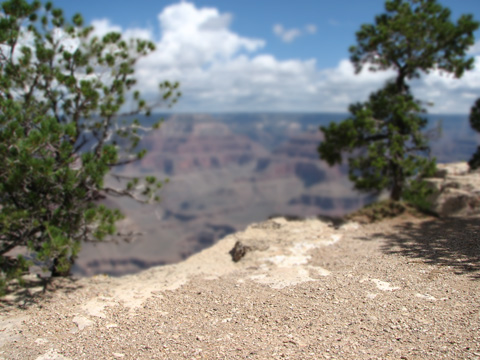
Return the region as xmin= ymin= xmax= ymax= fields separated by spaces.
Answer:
xmin=468 ymin=98 xmax=480 ymax=170
xmin=0 ymin=0 xmax=180 ymax=294
xmin=319 ymin=82 xmax=436 ymax=201
xmin=318 ymin=0 xmax=479 ymax=201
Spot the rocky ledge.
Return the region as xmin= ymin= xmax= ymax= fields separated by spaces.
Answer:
xmin=1 ymin=211 xmax=479 ymax=359
xmin=0 ymin=162 xmax=479 ymax=359
xmin=426 ymin=162 xmax=480 ymax=217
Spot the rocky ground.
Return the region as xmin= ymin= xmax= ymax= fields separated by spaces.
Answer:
xmin=0 ymin=213 xmax=479 ymax=360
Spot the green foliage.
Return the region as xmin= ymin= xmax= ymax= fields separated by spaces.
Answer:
xmin=468 ymin=98 xmax=480 ymax=170
xmin=350 ymin=0 xmax=478 ymax=84
xmin=319 ymin=82 xmax=437 ymax=200
xmin=319 ymin=0 xmax=478 ymax=202
xmin=0 ymin=0 xmax=181 ymax=294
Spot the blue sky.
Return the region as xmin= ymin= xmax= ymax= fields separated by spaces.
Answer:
xmin=54 ymin=0 xmax=480 ymax=113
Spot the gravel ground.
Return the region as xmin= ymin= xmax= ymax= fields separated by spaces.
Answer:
xmin=0 ymin=214 xmax=479 ymax=360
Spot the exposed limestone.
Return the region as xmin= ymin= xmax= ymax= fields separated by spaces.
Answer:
xmin=434 ymin=162 xmax=470 ymax=177
xmin=425 ymin=162 xmax=480 ymax=217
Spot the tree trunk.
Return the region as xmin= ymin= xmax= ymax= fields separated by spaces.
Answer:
xmin=390 ymin=181 xmax=402 ymax=201
xmin=396 ymin=68 xmax=408 ymax=95
xmin=390 ymin=161 xmax=403 ymax=201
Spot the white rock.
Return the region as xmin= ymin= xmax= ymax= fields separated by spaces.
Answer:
xmin=371 ymin=279 xmax=400 ymax=291
xmin=34 ymin=338 xmax=49 ymax=345
xmin=340 ymin=222 xmax=360 ymax=231
xmin=425 ymin=162 xmax=480 ymax=217
xmin=36 ymin=349 xmax=71 ymax=360
xmin=435 ymin=162 xmax=470 ymax=177
xmin=415 ymin=293 xmax=437 ymax=301
xmin=72 ymin=316 xmax=94 ymax=330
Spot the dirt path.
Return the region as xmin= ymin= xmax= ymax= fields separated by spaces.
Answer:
xmin=1 ymin=214 xmax=479 ymax=359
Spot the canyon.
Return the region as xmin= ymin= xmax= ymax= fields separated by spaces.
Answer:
xmin=72 ymin=113 xmax=478 ymax=277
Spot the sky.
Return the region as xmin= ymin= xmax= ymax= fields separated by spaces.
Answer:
xmin=53 ymin=0 xmax=480 ymax=114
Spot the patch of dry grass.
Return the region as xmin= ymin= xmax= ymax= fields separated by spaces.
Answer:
xmin=346 ymin=199 xmax=431 ymax=224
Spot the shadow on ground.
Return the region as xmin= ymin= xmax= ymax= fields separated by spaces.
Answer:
xmin=373 ymin=217 xmax=480 ymax=279
xmin=0 ymin=276 xmax=84 ymax=312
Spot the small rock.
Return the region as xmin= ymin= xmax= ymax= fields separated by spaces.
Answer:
xmin=72 ymin=316 xmax=94 ymax=331
xmin=36 ymin=349 xmax=71 ymax=360
xmin=34 ymin=338 xmax=49 ymax=345
xmin=371 ymin=279 xmax=400 ymax=291
xmin=229 ymin=241 xmax=252 ymax=262
xmin=340 ymin=222 xmax=360 ymax=231
xmin=415 ymin=293 xmax=437 ymax=301
xmin=28 ymin=286 xmax=45 ymax=296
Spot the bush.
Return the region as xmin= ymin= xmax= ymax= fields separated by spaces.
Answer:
xmin=0 ymin=0 xmax=180 ymax=295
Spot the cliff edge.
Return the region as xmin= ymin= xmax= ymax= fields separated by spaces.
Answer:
xmin=0 ymin=163 xmax=479 ymax=360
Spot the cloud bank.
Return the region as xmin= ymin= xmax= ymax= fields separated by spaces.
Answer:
xmin=90 ymin=2 xmax=480 ymax=114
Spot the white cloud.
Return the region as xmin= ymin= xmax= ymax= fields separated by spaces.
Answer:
xmin=273 ymin=23 xmax=317 ymax=43
xmin=305 ymin=24 xmax=317 ymax=34
xmin=90 ymin=19 xmax=122 ymax=38
xmin=91 ymin=18 xmax=153 ymax=40
xmin=467 ymin=40 xmax=480 ymax=55
xmin=155 ymin=2 xmax=264 ymax=67
xmin=410 ymin=56 xmax=480 ymax=113
xmin=86 ymin=2 xmax=480 ymax=114
xmin=273 ymin=24 xmax=301 ymax=43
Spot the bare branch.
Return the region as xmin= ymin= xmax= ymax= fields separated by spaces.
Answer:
xmin=103 ymin=186 xmax=151 ymax=204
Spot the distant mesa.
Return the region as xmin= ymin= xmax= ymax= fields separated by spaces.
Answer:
xmin=74 ymin=258 xmax=167 ymax=277
xmin=132 ymin=118 xmax=266 ymax=176
xmin=255 ymin=158 xmax=271 ymax=172
xmin=288 ymin=195 xmax=364 ymax=211
xmin=294 ymin=162 xmax=326 ymax=187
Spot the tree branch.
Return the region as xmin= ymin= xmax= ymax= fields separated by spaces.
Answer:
xmin=361 ymin=133 xmax=389 ymax=143
xmin=103 ymin=186 xmax=151 ymax=204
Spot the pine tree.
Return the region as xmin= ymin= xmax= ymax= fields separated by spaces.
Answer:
xmin=0 ymin=0 xmax=180 ymax=294
xmin=318 ymin=0 xmax=479 ymax=201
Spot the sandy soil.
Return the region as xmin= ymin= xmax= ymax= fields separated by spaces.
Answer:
xmin=0 ymin=214 xmax=479 ymax=360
